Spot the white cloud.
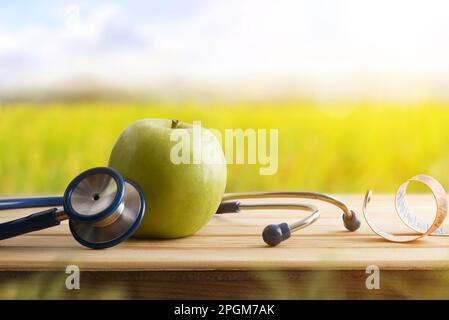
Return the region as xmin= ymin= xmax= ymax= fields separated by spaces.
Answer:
xmin=1 ymin=0 xmax=449 ymax=99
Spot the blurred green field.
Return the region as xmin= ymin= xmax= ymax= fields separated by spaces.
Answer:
xmin=1 ymin=100 xmax=449 ymax=194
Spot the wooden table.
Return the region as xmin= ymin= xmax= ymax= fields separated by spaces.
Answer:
xmin=1 ymin=194 xmax=449 ymax=299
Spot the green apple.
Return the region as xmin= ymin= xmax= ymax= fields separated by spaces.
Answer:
xmin=108 ymin=119 xmax=227 ymax=238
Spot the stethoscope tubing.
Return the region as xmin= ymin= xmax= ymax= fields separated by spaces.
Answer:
xmin=0 ymin=196 xmax=72 ymax=241
xmin=236 ymin=202 xmax=320 ymax=232
xmin=0 ymin=167 xmax=146 ymax=249
xmin=0 ymin=208 xmax=62 ymax=240
xmin=0 ymin=197 xmax=63 ymax=211
xmin=221 ymin=191 xmax=354 ymax=219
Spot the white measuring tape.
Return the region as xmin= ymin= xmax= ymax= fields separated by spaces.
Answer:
xmin=362 ymin=174 xmax=449 ymax=242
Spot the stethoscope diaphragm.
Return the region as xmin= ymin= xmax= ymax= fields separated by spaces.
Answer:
xmin=69 ymin=180 xmax=145 ymax=249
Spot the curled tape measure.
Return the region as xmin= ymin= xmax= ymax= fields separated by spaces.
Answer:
xmin=362 ymin=174 xmax=449 ymax=242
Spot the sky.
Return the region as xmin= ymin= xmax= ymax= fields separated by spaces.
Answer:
xmin=1 ymin=0 xmax=449 ymax=100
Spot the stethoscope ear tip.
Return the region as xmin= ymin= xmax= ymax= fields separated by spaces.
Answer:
xmin=342 ymin=210 xmax=361 ymax=232
xmin=262 ymin=222 xmax=291 ymax=246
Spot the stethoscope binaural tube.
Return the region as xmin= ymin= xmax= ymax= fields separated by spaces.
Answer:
xmin=217 ymin=191 xmax=361 ymax=246
xmin=0 ymin=167 xmax=145 ymax=249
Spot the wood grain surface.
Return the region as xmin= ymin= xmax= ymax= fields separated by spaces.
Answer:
xmin=1 ymin=194 xmax=448 ymax=299
xmin=1 ymin=194 xmax=448 ymax=271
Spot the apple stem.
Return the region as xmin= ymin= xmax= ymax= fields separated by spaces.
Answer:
xmin=171 ymin=119 xmax=180 ymax=129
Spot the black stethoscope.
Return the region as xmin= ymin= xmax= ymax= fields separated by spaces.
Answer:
xmin=0 ymin=167 xmax=361 ymax=249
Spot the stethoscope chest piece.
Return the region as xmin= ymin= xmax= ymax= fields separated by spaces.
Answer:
xmin=64 ymin=168 xmax=146 ymax=249
xmin=0 ymin=167 xmax=146 ymax=249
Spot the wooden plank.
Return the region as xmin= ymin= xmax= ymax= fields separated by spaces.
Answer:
xmin=0 ymin=194 xmax=448 ymax=272
xmin=1 ymin=270 xmax=449 ymax=299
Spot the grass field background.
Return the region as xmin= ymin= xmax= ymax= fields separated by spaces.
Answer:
xmin=1 ymin=100 xmax=449 ymax=194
